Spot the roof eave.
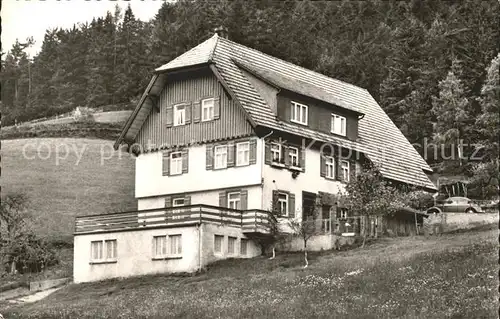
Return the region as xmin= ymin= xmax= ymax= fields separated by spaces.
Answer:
xmin=114 ymin=74 xmax=159 ymax=150
xmin=154 ymin=61 xmax=213 ymax=75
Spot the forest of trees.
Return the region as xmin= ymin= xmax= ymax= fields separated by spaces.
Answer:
xmin=1 ymin=0 xmax=499 ymax=182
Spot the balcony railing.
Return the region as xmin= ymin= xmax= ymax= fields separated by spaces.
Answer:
xmin=74 ymin=204 xmax=276 ymax=235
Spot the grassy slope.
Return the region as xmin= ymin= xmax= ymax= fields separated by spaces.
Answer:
xmin=2 ymin=229 xmax=497 ymax=319
xmin=2 ymin=138 xmax=136 ymax=242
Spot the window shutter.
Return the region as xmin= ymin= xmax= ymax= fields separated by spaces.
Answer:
xmin=240 ymin=190 xmax=248 ymax=210
xmin=184 ymin=195 xmax=191 ymax=206
xmin=213 ymin=96 xmax=221 ymax=119
xmin=182 ymin=149 xmax=189 ymax=173
xmin=349 ymin=159 xmax=356 ymax=182
xmin=227 ymin=142 xmax=235 ymax=167
xmin=193 ymin=101 xmax=201 ymax=123
xmin=185 ymin=102 xmax=192 ymax=124
xmin=162 ymin=151 xmax=170 ymax=176
xmin=336 ymin=157 xmax=342 ymax=181
xmin=320 ymin=154 xmax=326 ymax=177
xmin=165 ymin=196 xmax=172 ymax=208
xmin=300 ymin=147 xmax=306 ymax=172
xmin=219 ymin=191 xmax=227 ymax=208
xmin=249 ymin=139 xmax=257 ymax=164
xmin=336 ymin=206 xmax=341 ymax=219
xmin=166 ymin=105 xmax=173 ymax=127
xmin=206 ymin=145 xmax=213 ymax=170
xmin=264 ymin=141 xmax=271 ymax=165
xmin=272 ymin=190 xmax=279 ymax=213
xmin=289 ymin=193 xmax=295 ymax=218
xmin=284 ymin=146 xmax=290 ymax=167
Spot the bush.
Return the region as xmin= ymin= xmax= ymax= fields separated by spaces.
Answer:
xmin=1 ymin=233 xmax=59 ymax=274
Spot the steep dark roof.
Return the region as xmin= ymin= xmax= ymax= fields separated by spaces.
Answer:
xmin=117 ymin=34 xmax=436 ymax=191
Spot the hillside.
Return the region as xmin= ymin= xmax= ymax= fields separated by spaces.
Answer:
xmin=1 ymin=138 xmax=136 ymax=243
xmin=1 ymin=228 xmax=497 ymax=319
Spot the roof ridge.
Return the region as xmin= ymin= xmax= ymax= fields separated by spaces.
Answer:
xmin=218 ymin=37 xmax=368 ymax=93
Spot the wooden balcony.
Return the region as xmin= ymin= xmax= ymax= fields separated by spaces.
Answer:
xmin=74 ymin=204 xmax=276 ymax=235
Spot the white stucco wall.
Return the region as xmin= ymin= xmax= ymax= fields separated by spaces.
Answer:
xmin=73 ymin=226 xmax=201 ymax=283
xmin=135 ymin=138 xmax=263 ymax=198
xmin=137 ymin=185 xmax=263 ymax=211
xmin=200 ymin=223 xmax=261 ymax=267
xmin=262 ymin=146 xmax=348 ymax=221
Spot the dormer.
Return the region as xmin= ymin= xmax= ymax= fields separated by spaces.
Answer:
xmin=276 ymin=90 xmax=361 ymax=141
xmin=233 ymin=58 xmax=363 ymax=142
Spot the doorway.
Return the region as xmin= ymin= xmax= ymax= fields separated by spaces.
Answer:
xmin=302 ymin=191 xmax=317 ymax=221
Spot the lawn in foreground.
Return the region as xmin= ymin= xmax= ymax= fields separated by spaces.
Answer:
xmin=2 ymin=229 xmax=497 ymax=319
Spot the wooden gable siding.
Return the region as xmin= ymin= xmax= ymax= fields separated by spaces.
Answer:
xmin=136 ymin=72 xmax=254 ymax=151
xmin=277 ymin=91 xmax=359 ymax=141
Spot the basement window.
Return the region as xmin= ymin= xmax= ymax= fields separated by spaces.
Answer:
xmin=90 ymin=239 xmax=117 ymax=263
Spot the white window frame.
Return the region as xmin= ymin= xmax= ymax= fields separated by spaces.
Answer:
xmin=153 ymin=235 xmax=167 ymax=258
xmin=341 ymin=160 xmax=350 ymax=182
xmin=331 ymin=114 xmax=346 ymax=136
xmin=201 ymin=98 xmax=214 ymax=121
xmin=170 ymin=151 xmax=183 ymax=175
xmin=228 ymin=236 xmax=237 ymax=255
xmin=271 ymin=142 xmax=282 ymax=163
xmin=236 ymin=142 xmax=250 ymax=166
xmin=325 ymin=156 xmax=335 ymax=179
xmin=288 ymin=146 xmax=299 ymax=168
xmin=291 ymin=101 xmax=308 ymax=125
xmin=90 ymin=239 xmax=117 ymax=263
xmin=339 ymin=208 xmax=348 ymax=220
xmin=174 ymin=104 xmax=186 ymax=126
xmin=214 ymin=145 xmax=228 ymax=169
xmin=227 ymin=192 xmax=241 ymax=210
xmin=172 ymin=198 xmax=185 ymax=207
xmin=168 ymin=234 xmax=182 ymax=258
xmin=214 ymin=235 xmax=224 ymax=254
xmin=278 ymin=192 xmax=289 ymax=217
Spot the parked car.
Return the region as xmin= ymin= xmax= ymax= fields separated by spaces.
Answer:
xmin=426 ymin=196 xmax=484 ymax=214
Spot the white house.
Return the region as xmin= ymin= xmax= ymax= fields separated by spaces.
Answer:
xmin=73 ymin=31 xmax=436 ymax=283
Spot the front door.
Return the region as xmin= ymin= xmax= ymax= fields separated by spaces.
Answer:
xmin=302 ymin=191 xmax=317 ymax=221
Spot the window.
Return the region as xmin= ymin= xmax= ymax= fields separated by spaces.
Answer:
xmin=153 ymin=236 xmax=167 ymax=258
xmin=271 ymin=143 xmax=282 ymax=163
xmin=338 ymin=208 xmax=348 ymax=220
xmin=236 ymin=142 xmax=250 ymax=166
xmin=174 ymin=104 xmax=186 ymax=126
xmin=331 ymin=114 xmax=346 ymax=136
xmin=341 ymin=160 xmax=350 ymax=182
xmin=227 ymin=192 xmax=241 ymax=210
xmin=288 ymin=147 xmax=299 ymax=167
xmin=153 ymin=235 xmax=182 ymax=258
xmin=240 ymin=239 xmax=248 ymax=255
xmin=228 ymin=237 xmax=237 ymax=255
xmin=325 ymin=156 xmax=335 ymax=179
xmin=291 ymin=101 xmax=308 ymax=125
xmin=214 ymin=235 xmax=224 ymax=254
xmin=214 ymin=145 xmax=228 ymax=169
xmin=170 ymin=152 xmax=183 ymax=175
xmin=202 ymin=98 xmax=214 ymax=121
xmin=169 ymin=234 xmax=182 ymax=257
xmin=91 ymin=239 xmax=117 ymax=262
xmin=278 ymin=193 xmax=289 ymax=216
xmin=172 ymin=198 xmax=185 ymax=207
xmin=91 ymin=241 xmax=103 ymax=261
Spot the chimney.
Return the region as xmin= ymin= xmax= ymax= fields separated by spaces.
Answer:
xmin=214 ymin=26 xmax=228 ymax=39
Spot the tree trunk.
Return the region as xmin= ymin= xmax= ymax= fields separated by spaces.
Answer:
xmin=303 ymin=240 xmax=308 ymax=268
xmin=269 ymin=246 xmax=276 ymax=260
xmin=10 ymin=260 xmax=16 ymax=274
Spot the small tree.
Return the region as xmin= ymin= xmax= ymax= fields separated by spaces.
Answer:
xmin=341 ymin=163 xmax=407 ymax=247
xmin=288 ymin=199 xmax=320 ymax=268
xmin=0 ymin=193 xmax=58 ymax=274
